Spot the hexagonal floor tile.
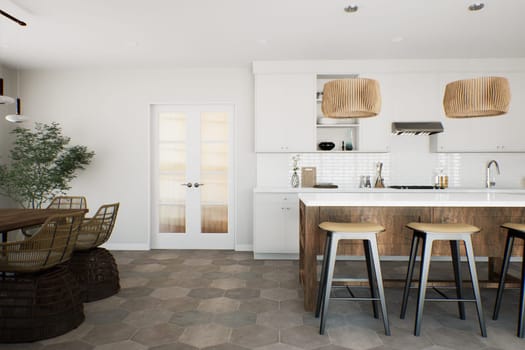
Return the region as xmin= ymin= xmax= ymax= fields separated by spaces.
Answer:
xmin=328 ymin=325 xmax=383 ymax=350
xmin=225 ymin=288 xmax=260 ymax=300
xmin=231 ymin=324 xmax=278 ymax=348
xmin=260 ymin=288 xmax=298 ymax=301
xmin=178 ymin=323 xmax=231 ymax=348
xmin=91 ymin=340 xmax=147 ymax=350
xmin=239 ymin=298 xmax=279 ymax=314
xmin=280 ymin=325 xmax=331 ymax=350
xmin=132 ymin=263 xmax=166 ymax=273
xmin=40 ymin=340 xmax=93 ymax=350
xmin=131 ymin=323 xmax=184 ymax=347
xmin=198 ymin=297 xmax=240 ymax=313
xmin=123 ymin=308 xmax=174 ymax=328
xmin=214 ymin=311 xmax=257 ymax=328
xmin=257 ymin=310 xmax=303 ymax=329
xmin=82 ymin=323 xmax=137 ymax=346
xmin=210 ymin=278 xmax=247 ymax=290
xmin=150 ymin=286 xmax=190 ymax=300
xmin=188 ymin=288 xmax=225 ymax=299
xmin=170 ymin=310 xmax=214 ymax=327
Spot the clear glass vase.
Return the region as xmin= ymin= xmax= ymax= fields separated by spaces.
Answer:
xmin=291 ymin=171 xmax=299 ymax=188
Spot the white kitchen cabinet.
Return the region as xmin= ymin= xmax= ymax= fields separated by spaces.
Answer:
xmin=430 ymin=72 xmax=525 ymax=152
xmin=253 ymin=193 xmax=299 ymax=258
xmin=255 ymin=74 xmax=317 ymax=152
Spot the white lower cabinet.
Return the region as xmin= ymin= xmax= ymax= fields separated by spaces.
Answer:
xmin=253 ymin=193 xmax=299 ymax=258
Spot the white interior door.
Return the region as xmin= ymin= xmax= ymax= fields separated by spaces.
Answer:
xmin=151 ymin=104 xmax=234 ymax=249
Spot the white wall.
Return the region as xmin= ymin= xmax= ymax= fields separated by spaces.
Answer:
xmin=16 ymin=68 xmax=255 ymax=250
xmin=0 ymin=64 xmax=20 ymax=207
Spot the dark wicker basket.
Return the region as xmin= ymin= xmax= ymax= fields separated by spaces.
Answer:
xmin=0 ymin=264 xmax=84 ymax=343
xmin=69 ymin=247 xmax=120 ymax=302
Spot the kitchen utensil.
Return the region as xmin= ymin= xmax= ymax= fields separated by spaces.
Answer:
xmin=314 ymin=183 xmax=338 ymax=188
xmin=374 ymin=162 xmax=385 ymax=188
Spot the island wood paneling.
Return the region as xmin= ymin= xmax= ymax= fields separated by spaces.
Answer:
xmin=299 ymin=202 xmax=525 ymax=311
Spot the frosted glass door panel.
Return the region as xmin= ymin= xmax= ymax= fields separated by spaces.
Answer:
xmin=159 ymin=205 xmax=185 ymax=233
xmin=159 ymin=113 xmax=187 ymax=141
xmin=200 ymin=112 xmax=228 ymax=234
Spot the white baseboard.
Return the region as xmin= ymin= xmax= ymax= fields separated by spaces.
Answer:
xmin=102 ymin=243 xmax=150 ymax=251
xmin=235 ymin=244 xmax=253 ymax=252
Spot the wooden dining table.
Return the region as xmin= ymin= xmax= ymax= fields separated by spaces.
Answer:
xmin=0 ymin=208 xmax=88 ymax=242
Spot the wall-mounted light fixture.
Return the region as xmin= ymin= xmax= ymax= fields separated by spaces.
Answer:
xmin=0 ymin=78 xmax=15 ymax=104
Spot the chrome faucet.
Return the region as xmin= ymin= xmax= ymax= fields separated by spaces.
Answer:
xmin=486 ymin=160 xmax=500 ymax=188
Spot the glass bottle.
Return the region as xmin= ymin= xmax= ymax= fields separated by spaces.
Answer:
xmin=291 ymin=171 xmax=299 ymax=188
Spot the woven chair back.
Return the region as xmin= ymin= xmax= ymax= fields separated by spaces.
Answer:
xmin=0 ymin=212 xmax=85 ymax=273
xmin=47 ymin=196 xmax=88 ymax=209
xmin=75 ymin=203 xmax=120 ymax=250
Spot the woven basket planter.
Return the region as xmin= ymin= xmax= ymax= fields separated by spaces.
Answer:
xmin=0 ymin=264 xmax=84 ymax=343
xmin=321 ymin=78 xmax=381 ymax=118
xmin=69 ymin=247 xmax=120 ymax=302
xmin=443 ymin=76 xmax=511 ymax=117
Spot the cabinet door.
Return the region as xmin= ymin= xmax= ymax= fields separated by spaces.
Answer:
xmin=430 ymin=72 xmax=525 ymax=152
xmin=255 ymin=74 xmax=316 ymax=152
xmin=253 ymin=193 xmax=299 ymax=253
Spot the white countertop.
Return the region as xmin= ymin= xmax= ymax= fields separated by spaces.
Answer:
xmin=298 ymin=191 xmax=525 ymax=207
xmin=255 ymin=186 xmax=525 ymax=194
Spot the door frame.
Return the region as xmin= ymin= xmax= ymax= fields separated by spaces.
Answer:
xmin=149 ymin=103 xmax=236 ymax=249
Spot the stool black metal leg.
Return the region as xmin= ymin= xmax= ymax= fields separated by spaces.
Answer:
xmin=401 ymin=233 xmax=419 ymax=319
xmin=518 ymin=243 xmax=525 ymax=338
xmin=493 ymin=233 xmax=514 ymax=320
xmin=368 ymin=236 xmax=391 ymax=336
xmin=364 ymin=239 xmax=379 ymax=319
xmin=464 ymin=237 xmax=487 ymax=337
xmin=319 ymin=236 xmax=339 ymax=335
xmin=316 ymin=233 xmax=332 ymax=318
xmin=415 ymin=236 xmax=432 ymax=336
xmin=450 ymin=240 xmax=466 ymax=320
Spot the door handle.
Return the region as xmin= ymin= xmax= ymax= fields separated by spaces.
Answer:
xmin=194 ymin=182 xmax=204 ymax=188
xmin=181 ymin=182 xmax=193 ymax=188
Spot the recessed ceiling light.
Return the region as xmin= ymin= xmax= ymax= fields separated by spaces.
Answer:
xmin=344 ymin=5 xmax=358 ymax=13
xmin=468 ymin=3 xmax=485 ymax=11
xmin=391 ymin=36 xmax=404 ymax=43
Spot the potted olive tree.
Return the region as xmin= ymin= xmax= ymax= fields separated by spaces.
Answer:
xmin=0 ymin=122 xmax=95 ymax=208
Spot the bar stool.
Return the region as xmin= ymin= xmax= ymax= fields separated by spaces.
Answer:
xmin=315 ymin=222 xmax=390 ymax=336
xmin=400 ymin=222 xmax=487 ymax=337
xmin=492 ymin=223 xmax=525 ymax=338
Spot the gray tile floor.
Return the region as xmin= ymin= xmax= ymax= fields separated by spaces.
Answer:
xmin=3 ymin=250 xmax=525 ymax=350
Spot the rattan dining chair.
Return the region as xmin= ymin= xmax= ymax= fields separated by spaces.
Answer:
xmin=47 ymin=196 xmax=88 ymax=210
xmin=0 ymin=212 xmax=86 ymax=343
xmin=70 ymin=203 xmax=120 ymax=302
xmin=21 ymin=196 xmax=88 ymax=238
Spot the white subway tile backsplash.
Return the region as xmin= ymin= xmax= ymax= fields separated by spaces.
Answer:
xmin=257 ymin=151 xmax=525 ymax=189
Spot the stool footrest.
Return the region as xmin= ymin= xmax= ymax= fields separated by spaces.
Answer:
xmin=331 ymin=297 xmax=381 ymax=302
xmin=425 ymin=298 xmax=477 ymax=302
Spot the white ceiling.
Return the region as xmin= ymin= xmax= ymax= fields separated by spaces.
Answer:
xmin=0 ymin=0 xmax=524 ymax=70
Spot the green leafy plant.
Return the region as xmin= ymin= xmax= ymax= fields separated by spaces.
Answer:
xmin=0 ymin=122 xmax=95 ymax=208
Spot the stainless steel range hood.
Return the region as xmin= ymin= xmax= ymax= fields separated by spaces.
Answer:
xmin=391 ymin=122 xmax=444 ymax=136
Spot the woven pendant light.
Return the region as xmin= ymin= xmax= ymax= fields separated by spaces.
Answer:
xmin=321 ymin=78 xmax=381 ymax=118
xmin=443 ymin=76 xmax=511 ymax=118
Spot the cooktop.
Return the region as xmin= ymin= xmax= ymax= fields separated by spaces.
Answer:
xmin=388 ymin=185 xmax=437 ymax=189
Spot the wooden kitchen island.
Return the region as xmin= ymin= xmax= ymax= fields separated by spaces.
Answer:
xmin=299 ymin=191 xmax=525 ymax=311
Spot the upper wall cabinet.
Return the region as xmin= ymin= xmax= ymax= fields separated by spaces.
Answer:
xmin=255 ymin=74 xmax=317 ymax=152
xmin=430 ymin=72 xmax=525 ymax=152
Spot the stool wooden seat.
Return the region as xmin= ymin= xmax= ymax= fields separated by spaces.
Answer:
xmin=316 ymin=221 xmax=390 ymax=336
xmin=400 ymin=222 xmax=487 ymax=337
xmin=492 ymin=222 xmax=525 ymax=338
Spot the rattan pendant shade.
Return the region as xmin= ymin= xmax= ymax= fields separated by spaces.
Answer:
xmin=443 ymin=76 xmax=511 ymax=118
xmin=322 ymin=78 xmax=381 ymax=118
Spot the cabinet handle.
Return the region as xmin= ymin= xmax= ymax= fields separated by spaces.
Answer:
xmin=194 ymin=182 xmax=204 ymax=188
xmin=181 ymin=182 xmax=192 ymax=188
